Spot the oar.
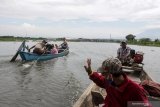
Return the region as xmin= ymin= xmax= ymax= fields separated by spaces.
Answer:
xmin=10 ymin=40 xmax=25 ymax=62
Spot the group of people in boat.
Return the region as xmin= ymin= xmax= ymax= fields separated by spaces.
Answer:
xmin=28 ymin=38 xmax=68 ymax=55
xmin=83 ymin=41 xmax=151 ymax=107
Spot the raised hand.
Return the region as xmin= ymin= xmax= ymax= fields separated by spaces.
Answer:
xmin=84 ymin=59 xmax=92 ymax=75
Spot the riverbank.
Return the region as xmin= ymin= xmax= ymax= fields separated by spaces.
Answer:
xmin=1 ymin=36 xmax=160 ymax=47
xmin=127 ymin=41 xmax=160 ymax=47
xmin=0 ymin=36 xmax=46 ymax=42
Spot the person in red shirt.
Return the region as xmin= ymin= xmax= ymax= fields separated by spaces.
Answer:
xmin=84 ymin=58 xmax=151 ymax=107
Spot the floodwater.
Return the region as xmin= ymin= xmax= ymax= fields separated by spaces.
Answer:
xmin=0 ymin=41 xmax=160 ymax=107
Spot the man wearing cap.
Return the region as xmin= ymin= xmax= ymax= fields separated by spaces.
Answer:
xmin=84 ymin=58 xmax=151 ymax=107
xmin=29 ymin=40 xmax=47 ymax=55
xmin=117 ymin=41 xmax=131 ymax=65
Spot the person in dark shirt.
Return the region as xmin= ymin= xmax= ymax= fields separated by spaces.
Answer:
xmin=60 ymin=38 xmax=68 ymax=50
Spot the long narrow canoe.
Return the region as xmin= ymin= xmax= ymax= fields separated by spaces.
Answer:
xmin=19 ymin=49 xmax=69 ymax=61
xmin=73 ymin=67 xmax=160 ymax=107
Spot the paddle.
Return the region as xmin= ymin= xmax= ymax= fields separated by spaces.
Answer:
xmin=10 ymin=40 xmax=25 ymax=62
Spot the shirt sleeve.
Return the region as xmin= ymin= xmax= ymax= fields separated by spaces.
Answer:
xmin=89 ymin=72 xmax=109 ymax=88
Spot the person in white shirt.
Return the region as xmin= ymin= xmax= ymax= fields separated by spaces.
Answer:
xmin=117 ymin=41 xmax=131 ymax=65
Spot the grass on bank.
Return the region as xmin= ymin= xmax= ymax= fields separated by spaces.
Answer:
xmin=127 ymin=40 xmax=160 ymax=47
xmin=1 ymin=36 xmax=160 ymax=47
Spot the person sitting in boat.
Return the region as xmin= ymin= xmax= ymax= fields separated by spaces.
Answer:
xmin=60 ymin=38 xmax=68 ymax=50
xmin=58 ymin=38 xmax=68 ymax=53
xmin=50 ymin=44 xmax=58 ymax=54
xmin=29 ymin=40 xmax=47 ymax=55
xmin=117 ymin=41 xmax=131 ymax=65
xmin=46 ymin=43 xmax=53 ymax=52
xmin=84 ymin=58 xmax=151 ymax=107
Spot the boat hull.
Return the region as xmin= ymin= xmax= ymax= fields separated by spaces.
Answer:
xmin=19 ymin=49 xmax=69 ymax=61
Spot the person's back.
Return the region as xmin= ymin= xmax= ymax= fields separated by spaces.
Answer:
xmin=34 ymin=43 xmax=44 ymax=49
xmin=29 ymin=40 xmax=47 ymax=55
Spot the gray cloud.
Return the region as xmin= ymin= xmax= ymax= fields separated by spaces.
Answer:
xmin=0 ymin=0 xmax=159 ymax=21
xmin=0 ymin=0 xmax=160 ymax=38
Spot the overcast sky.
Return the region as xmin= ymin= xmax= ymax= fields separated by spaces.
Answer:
xmin=0 ymin=0 xmax=160 ymax=38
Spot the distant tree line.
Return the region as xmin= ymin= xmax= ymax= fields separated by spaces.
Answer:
xmin=1 ymin=35 xmax=160 ymax=47
xmin=0 ymin=36 xmax=47 ymax=41
xmin=0 ymin=36 xmax=70 ymax=41
xmin=125 ymin=34 xmax=160 ymax=47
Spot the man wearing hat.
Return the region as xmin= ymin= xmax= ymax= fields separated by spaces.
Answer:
xmin=29 ymin=40 xmax=47 ymax=55
xmin=117 ymin=41 xmax=131 ymax=65
xmin=84 ymin=58 xmax=151 ymax=107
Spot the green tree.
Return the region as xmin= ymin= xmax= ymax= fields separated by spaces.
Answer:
xmin=138 ymin=38 xmax=151 ymax=45
xmin=139 ymin=38 xmax=151 ymax=42
xmin=126 ymin=34 xmax=136 ymax=41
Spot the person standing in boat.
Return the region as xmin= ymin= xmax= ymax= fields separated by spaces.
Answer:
xmin=117 ymin=41 xmax=131 ymax=65
xmin=29 ymin=40 xmax=47 ymax=55
xmin=84 ymin=58 xmax=151 ymax=107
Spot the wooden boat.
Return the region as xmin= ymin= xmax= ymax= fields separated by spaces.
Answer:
xmin=11 ymin=40 xmax=69 ymax=61
xmin=19 ymin=49 xmax=69 ymax=61
xmin=73 ymin=66 xmax=160 ymax=107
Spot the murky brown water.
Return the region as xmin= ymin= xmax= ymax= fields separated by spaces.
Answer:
xmin=0 ymin=41 xmax=160 ymax=107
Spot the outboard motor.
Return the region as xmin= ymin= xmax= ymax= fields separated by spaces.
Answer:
xmin=134 ymin=51 xmax=144 ymax=64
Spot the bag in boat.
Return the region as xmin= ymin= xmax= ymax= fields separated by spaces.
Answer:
xmin=134 ymin=51 xmax=144 ymax=64
xmin=140 ymin=80 xmax=160 ymax=97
